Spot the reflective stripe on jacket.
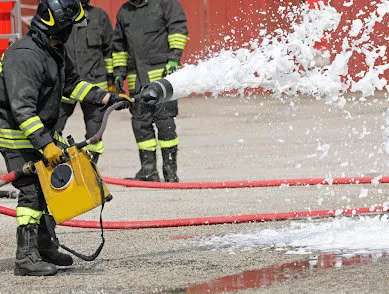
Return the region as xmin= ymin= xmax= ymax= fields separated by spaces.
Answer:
xmin=112 ymin=0 xmax=188 ymax=89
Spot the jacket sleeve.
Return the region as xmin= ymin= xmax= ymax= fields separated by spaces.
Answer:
xmin=162 ymin=0 xmax=189 ymax=63
xmin=3 ymin=48 xmax=53 ymax=150
xmin=112 ymin=8 xmax=128 ymax=78
xmin=100 ymin=8 xmax=114 ymax=80
xmin=63 ymin=51 xmax=107 ymax=106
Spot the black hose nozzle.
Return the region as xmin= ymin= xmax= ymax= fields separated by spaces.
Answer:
xmin=136 ymin=78 xmax=173 ymax=105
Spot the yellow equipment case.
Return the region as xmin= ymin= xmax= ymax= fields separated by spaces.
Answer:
xmin=35 ymin=145 xmax=111 ymax=224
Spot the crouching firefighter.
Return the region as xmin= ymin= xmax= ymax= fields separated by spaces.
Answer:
xmin=0 ymin=0 xmax=131 ymax=276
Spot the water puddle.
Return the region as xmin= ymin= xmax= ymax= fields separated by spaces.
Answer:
xmin=169 ymin=252 xmax=386 ymax=293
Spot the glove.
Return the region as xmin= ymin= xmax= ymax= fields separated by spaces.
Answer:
xmin=107 ymin=93 xmax=134 ymax=110
xmin=114 ymin=76 xmax=125 ymax=93
xmin=43 ymin=142 xmax=64 ymax=167
xmin=108 ymin=84 xmax=118 ymax=94
xmin=136 ymin=79 xmax=174 ymax=106
xmin=162 ymin=60 xmax=179 ymax=77
xmin=137 ymin=84 xmax=158 ymax=106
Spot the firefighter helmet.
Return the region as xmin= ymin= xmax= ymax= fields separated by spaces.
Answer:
xmin=32 ymin=0 xmax=85 ymax=36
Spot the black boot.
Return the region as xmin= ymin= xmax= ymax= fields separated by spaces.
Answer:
xmin=131 ymin=150 xmax=160 ymax=181
xmin=161 ymin=146 xmax=179 ymax=182
xmin=14 ymin=224 xmax=58 ymax=276
xmin=38 ymin=218 xmax=73 ymax=266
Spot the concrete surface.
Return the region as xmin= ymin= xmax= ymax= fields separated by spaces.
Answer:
xmin=0 ymin=94 xmax=389 ymax=293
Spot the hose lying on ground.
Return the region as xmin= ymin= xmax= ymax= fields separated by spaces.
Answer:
xmin=0 ymin=204 xmax=385 ymax=230
xmin=102 ymin=175 xmax=388 ymax=189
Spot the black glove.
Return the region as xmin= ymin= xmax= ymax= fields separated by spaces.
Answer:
xmin=106 ymin=93 xmax=134 ymax=110
xmin=137 ymin=84 xmax=158 ymax=106
xmin=136 ymin=79 xmax=174 ymax=105
xmin=114 ymin=76 xmax=125 ymax=93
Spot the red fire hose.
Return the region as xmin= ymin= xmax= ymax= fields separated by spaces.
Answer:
xmin=102 ymin=175 xmax=388 ymax=189
xmin=0 ymin=204 xmax=385 ymax=230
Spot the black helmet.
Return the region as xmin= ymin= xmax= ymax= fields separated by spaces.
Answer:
xmin=32 ymin=0 xmax=85 ymax=36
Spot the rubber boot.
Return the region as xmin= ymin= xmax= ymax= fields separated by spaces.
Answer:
xmin=38 ymin=218 xmax=73 ymax=266
xmin=14 ymin=224 xmax=58 ymax=276
xmin=161 ymin=146 xmax=179 ymax=182
xmin=132 ymin=150 xmax=160 ymax=181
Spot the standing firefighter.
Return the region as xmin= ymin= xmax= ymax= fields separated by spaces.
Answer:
xmin=54 ymin=0 xmax=114 ymax=164
xmin=113 ymin=0 xmax=188 ymax=182
xmin=0 ymin=0 xmax=131 ymax=276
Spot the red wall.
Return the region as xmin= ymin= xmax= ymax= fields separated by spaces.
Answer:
xmin=1 ymin=0 xmax=389 ymax=83
xmin=90 ymin=0 xmax=267 ymax=62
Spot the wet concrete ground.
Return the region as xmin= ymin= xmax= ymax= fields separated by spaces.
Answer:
xmin=0 ymin=94 xmax=389 ymax=293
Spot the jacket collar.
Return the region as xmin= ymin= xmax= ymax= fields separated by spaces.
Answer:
xmin=28 ymin=25 xmax=65 ymax=62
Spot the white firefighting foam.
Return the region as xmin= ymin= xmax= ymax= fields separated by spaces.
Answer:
xmin=166 ymin=1 xmax=389 ymax=106
xmin=167 ymin=0 xmax=389 ymax=155
xmin=197 ymin=215 xmax=389 ymax=255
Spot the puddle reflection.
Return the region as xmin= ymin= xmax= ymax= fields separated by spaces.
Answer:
xmin=182 ymin=252 xmax=386 ymax=293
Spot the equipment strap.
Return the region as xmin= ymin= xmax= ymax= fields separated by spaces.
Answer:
xmin=43 ymin=162 xmax=106 ymax=262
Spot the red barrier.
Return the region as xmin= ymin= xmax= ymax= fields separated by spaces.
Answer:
xmin=0 ymin=2 xmax=14 ymax=56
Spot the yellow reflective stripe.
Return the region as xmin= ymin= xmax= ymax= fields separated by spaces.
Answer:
xmin=62 ymin=96 xmax=71 ymax=101
xmin=53 ymin=131 xmax=67 ymax=145
xmin=75 ymin=3 xmax=85 ymax=22
xmin=19 ymin=116 xmax=44 ymax=137
xmin=70 ymin=81 xmax=94 ymax=102
xmin=168 ymin=33 xmax=188 ymax=41
xmin=137 ymin=138 xmax=157 ymax=151
xmin=159 ymin=138 xmax=179 ymax=148
xmin=148 ymin=68 xmax=164 ymax=82
xmin=94 ymin=81 xmax=108 ymax=90
xmin=41 ymin=9 xmax=55 ymax=26
xmin=127 ymin=74 xmax=136 ymax=81
xmin=113 ymin=52 xmax=128 ymax=58
xmin=169 ymin=42 xmax=186 ymax=50
xmin=149 ymin=76 xmax=162 ymax=82
xmin=0 ymin=53 xmax=3 ymax=72
xmin=113 ymin=52 xmax=128 ymax=67
xmin=168 ymin=33 xmax=188 ymax=49
xmin=104 ymin=57 xmax=113 ymax=73
xmin=128 ymin=82 xmax=136 ymax=91
xmin=0 ymin=137 xmax=33 ymax=149
xmin=16 ymin=207 xmax=43 ymax=226
xmin=84 ymin=140 xmax=104 ymax=153
xmin=0 ymin=128 xmax=26 ymax=139
xmin=127 ymin=74 xmax=137 ymax=90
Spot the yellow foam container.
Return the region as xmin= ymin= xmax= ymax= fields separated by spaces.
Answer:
xmin=35 ymin=145 xmax=110 ymax=224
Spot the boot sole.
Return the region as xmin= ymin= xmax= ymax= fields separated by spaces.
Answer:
xmin=14 ymin=267 xmax=58 ymax=276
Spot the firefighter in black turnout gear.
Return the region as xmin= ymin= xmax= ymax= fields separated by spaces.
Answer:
xmin=54 ymin=0 xmax=114 ymax=164
xmin=0 ymin=0 xmax=131 ymax=276
xmin=112 ymin=0 xmax=188 ymax=182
